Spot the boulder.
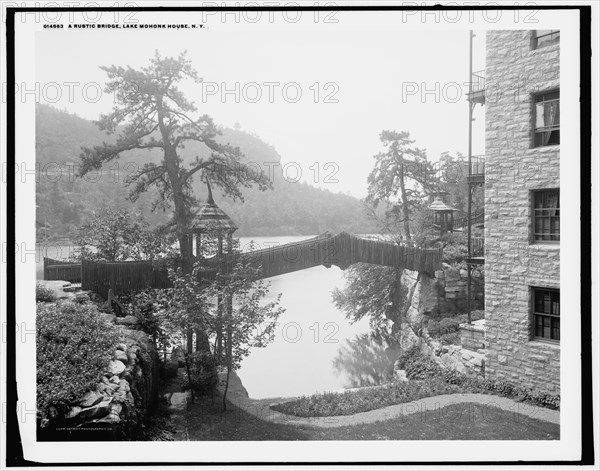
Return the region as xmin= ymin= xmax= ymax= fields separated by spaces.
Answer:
xmin=114 ymin=349 xmax=129 ymax=364
xmin=102 ymin=376 xmax=118 ymax=391
xmin=121 ymin=368 xmax=133 ymax=384
xmin=77 ymin=398 xmax=113 ymax=420
xmin=78 ymin=390 xmax=103 ymax=408
xmin=64 ymin=406 xmax=82 ymax=420
xmin=94 ymin=403 xmax=122 ymax=424
xmin=118 ymin=379 xmax=130 ymax=393
xmin=107 ymin=360 xmax=126 ymax=376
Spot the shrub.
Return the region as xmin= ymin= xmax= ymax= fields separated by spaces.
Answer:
xmin=438 ymin=317 xmax=461 ymax=334
xmin=272 ymin=346 xmax=560 ymax=418
xmin=271 ymin=377 xmax=460 ymax=417
xmin=36 ymin=284 xmax=55 ymax=303
xmin=37 ymin=301 xmax=119 ymax=419
xmin=184 ymin=352 xmax=218 ymax=396
xmin=439 ymin=332 xmax=460 ymax=345
xmin=396 ymin=346 xmax=443 ymax=380
xmin=117 ymin=290 xmax=171 ymax=353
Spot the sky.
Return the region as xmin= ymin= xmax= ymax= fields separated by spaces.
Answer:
xmin=35 ymin=15 xmax=486 ymax=199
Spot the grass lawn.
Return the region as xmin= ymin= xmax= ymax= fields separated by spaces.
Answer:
xmin=180 ymin=398 xmax=559 ymax=441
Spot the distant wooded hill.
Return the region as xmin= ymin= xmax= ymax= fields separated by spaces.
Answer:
xmin=36 ymin=104 xmax=379 ymax=238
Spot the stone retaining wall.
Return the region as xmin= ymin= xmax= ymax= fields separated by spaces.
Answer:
xmin=402 ymin=265 xmax=484 ymax=325
xmin=460 ymin=319 xmax=486 ymax=352
xmin=39 ymin=315 xmax=160 ymax=440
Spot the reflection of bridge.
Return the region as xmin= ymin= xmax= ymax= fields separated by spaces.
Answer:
xmin=206 ymin=232 xmax=443 ymax=279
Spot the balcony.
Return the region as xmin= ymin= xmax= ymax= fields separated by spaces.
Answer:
xmin=467 ymin=70 xmax=485 ymax=104
xmin=467 ymin=155 xmax=485 ymax=185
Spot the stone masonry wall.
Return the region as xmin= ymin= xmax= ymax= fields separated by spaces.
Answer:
xmin=398 ymin=268 xmax=486 ymax=378
xmin=403 ymin=265 xmax=484 ymax=325
xmin=39 ymin=314 xmax=160 ymax=441
xmin=484 ymin=30 xmax=560 ymax=394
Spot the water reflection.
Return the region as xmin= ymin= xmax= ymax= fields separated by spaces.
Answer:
xmin=333 ymin=333 xmax=401 ymax=388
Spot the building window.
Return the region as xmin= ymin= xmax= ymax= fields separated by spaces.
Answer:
xmin=533 ymin=30 xmax=560 ymax=49
xmin=532 ymin=189 xmax=560 ymax=242
xmin=533 ymin=91 xmax=560 ymax=147
xmin=532 ymin=288 xmax=560 ymax=342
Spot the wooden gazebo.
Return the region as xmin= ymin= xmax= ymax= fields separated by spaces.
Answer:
xmin=429 ymin=194 xmax=457 ymax=235
xmin=191 ymin=179 xmax=238 ymax=259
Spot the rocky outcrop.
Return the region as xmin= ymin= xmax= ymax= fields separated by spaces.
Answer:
xmin=401 ymin=265 xmax=484 ymax=326
xmin=394 ymin=267 xmax=487 ymax=378
xmin=39 ymin=319 xmax=160 ymax=441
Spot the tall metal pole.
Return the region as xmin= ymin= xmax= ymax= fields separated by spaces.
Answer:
xmin=467 ymin=30 xmax=474 ymax=324
xmin=467 ymin=30 xmax=474 ymax=325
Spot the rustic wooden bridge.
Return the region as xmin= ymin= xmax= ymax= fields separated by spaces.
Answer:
xmin=209 ymin=231 xmax=443 ymax=279
xmin=45 ymin=232 xmax=443 ymax=298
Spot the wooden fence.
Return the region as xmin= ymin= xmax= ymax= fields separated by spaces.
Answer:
xmin=43 ymin=257 xmax=81 ymax=283
xmin=81 ymin=260 xmax=172 ymax=299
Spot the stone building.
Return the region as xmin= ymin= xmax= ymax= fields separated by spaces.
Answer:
xmin=483 ymin=30 xmax=560 ymax=394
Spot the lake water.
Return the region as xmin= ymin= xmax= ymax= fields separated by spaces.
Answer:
xmin=36 ymin=235 xmax=378 ymax=399
xmin=237 ymin=236 xmax=374 ymax=399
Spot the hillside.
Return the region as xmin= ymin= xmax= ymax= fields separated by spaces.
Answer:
xmin=35 ymin=104 xmax=378 ymax=238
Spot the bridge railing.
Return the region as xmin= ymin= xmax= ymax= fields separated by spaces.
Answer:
xmin=76 ymin=233 xmax=444 ymax=298
xmin=213 ymin=232 xmax=443 ymax=277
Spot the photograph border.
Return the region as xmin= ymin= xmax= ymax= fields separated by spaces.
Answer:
xmin=4 ymin=2 xmax=593 ymax=467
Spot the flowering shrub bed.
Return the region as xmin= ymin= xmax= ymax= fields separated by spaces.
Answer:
xmin=272 ymin=346 xmax=559 ymax=417
xmin=270 ymin=378 xmax=461 ymax=418
xmin=36 ymin=300 xmax=119 ymax=419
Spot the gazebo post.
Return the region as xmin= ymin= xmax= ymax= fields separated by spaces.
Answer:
xmin=225 ymin=231 xmax=234 ymax=392
xmin=195 ymin=233 xmax=201 ymax=258
xmin=189 ymin=176 xmax=239 ymax=359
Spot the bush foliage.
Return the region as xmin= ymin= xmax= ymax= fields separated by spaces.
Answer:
xmin=273 ymin=346 xmax=560 ymax=417
xmin=183 ymin=352 xmax=219 ymax=396
xmin=271 ymin=378 xmax=460 ymax=418
xmin=36 ymin=300 xmax=119 ymax=419
xmin=36 ymin=284 xmax=55 ymax=303
xmin=426 ymin=310 xmax=484 ymax=338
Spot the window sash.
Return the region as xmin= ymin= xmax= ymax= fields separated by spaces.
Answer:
xmin=535 ymin=98 xmax=560 ymax=130
xmin=534 ymin=30 xmax=560 ymax=48
xmin=533 ymin=190 xmax=560 ymax=241
xmin=533 ymin=288 xmax=560 ymax=341
xmin=534 ymin=314 xmax=560 ymax=341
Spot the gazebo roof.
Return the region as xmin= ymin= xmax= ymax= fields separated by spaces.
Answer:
xmin=428 ymin=196 xmax=457 ymax=212
xmin=192 ymin=180 xmax=238 ymax=234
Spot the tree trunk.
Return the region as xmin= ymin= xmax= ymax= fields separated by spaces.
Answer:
xmin=156 ymin=97 xmax=193 ymax=273
xmin=396 ymin=148 xmax=412 ymax=241
xmin=222 ymin=364 xmax=230 ymax=412
xmin=184 ymin=352 xmax=195 ymax=404
xmin=186 ymin=328 xmax=193 ymax=354
xmin=222 ymin=293 xmax=233 ymax=412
